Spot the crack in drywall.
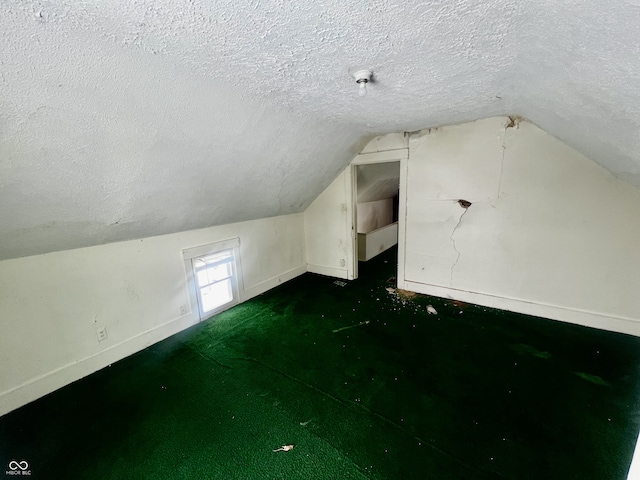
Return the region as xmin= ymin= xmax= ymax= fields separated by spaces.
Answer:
xmin=497 ymin=116 xmax=521 ymax=201
xmin=450 ymin=200 xmax=471 ymax=284
xmin=497 ymin=132 xmax=506 ymax=200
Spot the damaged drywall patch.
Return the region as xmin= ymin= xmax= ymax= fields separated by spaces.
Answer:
xmin=505 ymin=115 xmax=523 ymax=129
xmin=406 ymin=127 xmax=439 ymax=140
xmin=450 ymin=199 xmax=472 ymax=284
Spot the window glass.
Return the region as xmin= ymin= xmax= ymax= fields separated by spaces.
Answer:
xmin=192 ymin=249 xmax=237 ymax=317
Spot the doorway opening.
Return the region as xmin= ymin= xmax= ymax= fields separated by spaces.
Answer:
xmin=353 ymin=161 xmax=401 ymax=281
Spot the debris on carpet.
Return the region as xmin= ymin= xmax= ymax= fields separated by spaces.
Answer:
xmin=273 ymin=444 xmax=295 ymax=452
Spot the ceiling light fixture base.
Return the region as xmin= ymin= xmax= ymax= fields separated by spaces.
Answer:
xmin=353 ymin=69 xmax=372 ymax=97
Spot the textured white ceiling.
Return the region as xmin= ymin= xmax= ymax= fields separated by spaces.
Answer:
xmin=1 ymin=0 xmax=639 ymax=260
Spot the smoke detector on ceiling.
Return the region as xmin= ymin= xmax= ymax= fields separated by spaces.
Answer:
xmin=353 ymin=69 xmax=372 ymax=97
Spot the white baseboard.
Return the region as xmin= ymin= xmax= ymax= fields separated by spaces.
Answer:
xmin=402 ymin=280 xmax=640 ymax=337
xmin=306 ymin=264 xmax=349 ymax=279
xmin=0 ymin=313 xmax=198 ymax=417
xmin=0 ymin=265 xmax=308 ymax=418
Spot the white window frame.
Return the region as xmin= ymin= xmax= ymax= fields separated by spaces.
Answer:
xmin=182 ymin=238 xmax=243 ymax=322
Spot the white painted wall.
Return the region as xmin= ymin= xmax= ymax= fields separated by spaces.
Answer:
xmin=356 ymin=199 xmax=394 ymax=234
xmin=358 ymin=223 xmax=398 ymax=262
xmin=400 ymin=117 xmax=640 ymax=335
xmin=0 ymin=214 xmax=306 ymax=416
xmin=304 ymin=168 xmax=354 ymax=280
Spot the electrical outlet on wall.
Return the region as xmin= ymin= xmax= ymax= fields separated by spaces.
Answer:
xmin=180 ymin=305 xmax=187 ymax=315
xmin=97 ymin=327 xmax=108 ymax=342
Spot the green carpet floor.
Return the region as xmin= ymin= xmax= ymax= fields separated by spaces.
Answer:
xmin=2 ymin=247 xmax=640 ymax=479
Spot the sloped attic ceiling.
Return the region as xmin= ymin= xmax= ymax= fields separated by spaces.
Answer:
xmin=1 ymin=0 xmax=639 ymax=260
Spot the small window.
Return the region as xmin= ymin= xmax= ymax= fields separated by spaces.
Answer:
xmin=192 ymin=250 xmax=235 ymax=315
xmin=183 ymin=238 xmax=241 ymax=321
